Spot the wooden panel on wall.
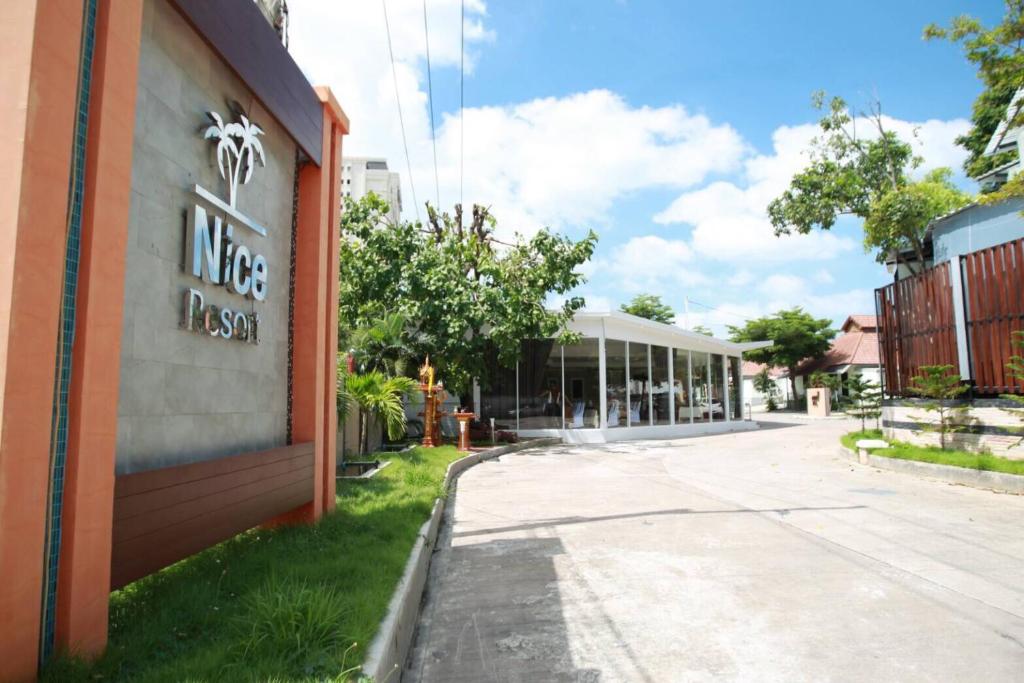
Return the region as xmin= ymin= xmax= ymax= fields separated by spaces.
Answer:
xmin=875 ymin=262 xmax=959 ymax=397
xmin=110 ymin=442 xmax=314 ymax=589
xmin=962 ymin=236 xmax=1024 ymax=395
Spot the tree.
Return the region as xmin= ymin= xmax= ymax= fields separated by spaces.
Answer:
xmin=907 ymin=365 xmax=970 ymax=450
xmin=846 ymin=375 xmax=882 ymax=433
xmin=767 ymin=93 xmax=967 ymax=274
xmin=728 ymin=308 xmax=836 ymax=401
xmin=925 ymin=3 xmax=1024 ymax=183
xmin=691 ymin=325 xmax=714 ymax=337
xmin=347 ymin=312 xmax=416 ymax=377
xmin=753 ymin=367 xmax=779 ymax=411
xmin=338 ymin=195 xmax=597 ymax=394
xmin=344 ymin=370 xmax=417 ymax=457
xmin=1000 ymin=331 xmax=1024 ymax=447
xmin=620 ymin=294 xmax=675 ymax=324
xmin=863 ymin=168 xmax=972 ymax=267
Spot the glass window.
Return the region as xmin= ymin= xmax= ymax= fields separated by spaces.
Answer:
xmin=605 ymin=339 xmax=627 ymax=428
xmin=563 ymin=338 xmax=600 ymax=429
xmin=477 ymin=344 xmax=518 ymax=431
xmin=628 ymin=342 xmax=651 ymax=426
xmin=711 ymin=354 xmax=726 ymax=422
xmin=673 ymin=348 xmax=692 ymax=424
xmin=728 ymin=356 xmax=742 ymax=420
xmin=691 ymin=351 xmax=710 ymax=423
xmin=651 ymin=345 xmax=671 ymax=425
xmin=519 ymin=339 xmax=563 ymax=429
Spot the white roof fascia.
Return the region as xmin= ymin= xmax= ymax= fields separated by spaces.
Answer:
xmin=983 ymin=87 xmax=1024 ymax=157
xmin=567 ymin=311 xmax=772 ymax=355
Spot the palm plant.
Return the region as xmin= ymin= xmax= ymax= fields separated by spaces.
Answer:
xmin=753 ymin=368 xmax=779 ymax=411
xmin=345 ymin=371 xmax=417 ymax=457
xmin=349 ymin=313 xmax=415 ymax=376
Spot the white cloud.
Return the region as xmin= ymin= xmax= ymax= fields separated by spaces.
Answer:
xmin=598 ymin=235 xmax=706 ymax=295
xmin=291 ymin=3 xmax=747 ymax=235
xmin=655 ymin=115 xmax=971 ymax=262
xmin=760 ymin=273 xmax=806 ymax=300
xmin=811 ymin=268 xmax=835 ymax=285
xmin=727 ymin=269 xmax=755 ymax=287
xmin=290 ymin=0 xmax=493 ymax=218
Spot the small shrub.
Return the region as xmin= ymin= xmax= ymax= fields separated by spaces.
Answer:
xmin=233 ymin=578 xmax=348 ymax=671
xmin=907 ymin=364 xmax=970 ymax=450
xmin=1000 ymin=331 xmax=1024 ymax=448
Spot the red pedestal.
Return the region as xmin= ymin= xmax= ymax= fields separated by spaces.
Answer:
xmin=454 ymin=412 xmax=475 ymax=452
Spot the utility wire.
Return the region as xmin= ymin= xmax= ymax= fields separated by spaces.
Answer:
xmin=422 ymin=0 xmax=441 ymax=208
xmin=460 ymin=0 xmax=465 ymax=220
xmin=382 ymin=0 xmax=421 ymax=222
xmin=686 ymin=298 xmax=754 ymax=324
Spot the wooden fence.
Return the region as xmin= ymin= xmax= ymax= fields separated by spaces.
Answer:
xmin=961 ymin=236 xmax=1024 ymax=395
xmin=875 ymin=262 xmax=959 ymax=396
xmin=876 ymin=236 xmax=1024 ymax=397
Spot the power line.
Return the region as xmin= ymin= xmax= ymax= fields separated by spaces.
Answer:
xmin=459 ymin=0 xmax=465 ymax=220
xmin=422 ymin=0 xmax=441 ymax=209
xmin=381 ymin=0 xmax=421 ymax=222
xmin=686 ymin=298 xmax=754 ymax=324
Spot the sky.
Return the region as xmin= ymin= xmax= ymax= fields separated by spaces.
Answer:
xmin=289 ymin=0 xmax=1006 ymax=336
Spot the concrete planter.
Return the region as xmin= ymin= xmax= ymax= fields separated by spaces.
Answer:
xmin=838 ymin=445 xmax=1024 ymax=495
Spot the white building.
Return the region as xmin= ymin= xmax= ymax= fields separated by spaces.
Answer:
xmin=475 ymin=311 xmax=771 ymax=443
xmin=341 ymin=157 xmax=402 ymax=224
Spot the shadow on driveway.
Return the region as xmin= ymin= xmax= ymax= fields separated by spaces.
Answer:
xmin=452 ymin=504 xmax=866 ymax=539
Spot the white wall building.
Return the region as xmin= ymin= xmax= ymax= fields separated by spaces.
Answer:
xmin=342 ymin=157 xmax=402 ymax=224
xmin=476 ymin=311 xmax=772 ymax=443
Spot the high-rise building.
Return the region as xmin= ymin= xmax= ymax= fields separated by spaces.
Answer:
xmin=342 ymin=157 xmax=403 ymax=224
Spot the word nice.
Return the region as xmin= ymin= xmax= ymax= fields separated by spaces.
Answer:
xmin=181 ymin=203 xmax=268 ymax=344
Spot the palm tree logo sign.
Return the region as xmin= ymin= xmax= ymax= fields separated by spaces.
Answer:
xmin=204 ymin=111 xmax=266 ymax=210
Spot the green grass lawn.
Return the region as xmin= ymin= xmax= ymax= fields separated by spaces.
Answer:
xmin=43 ymin=445 xmax=464 ymax=683
xmin=842 ymin=430 xmax=1024 ymax=476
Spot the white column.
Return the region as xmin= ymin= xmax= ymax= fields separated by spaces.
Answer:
xmin=598 ymin=326 xmax=608 ymax=430
xmin=647 ymin=345 xmax=653 ymax=426
xmin=687 ymin=350 xmax=693 ymax=424
xmin=949 ymin=260 xmax=972 ymax=379
xmin=560 ymin=345 xmax=566 ymax=431
xmin=708 ymin=354 xmax=714 ymax=424
xmin=739 ymin=356 xmax=747 ymax=420
xmin=723 ymin=355 xmax=731 ymax=422
xmin=625 ymin=341 xmax=631 ymax=427
xmin=668 ymin=347 xmax=675 ymax=426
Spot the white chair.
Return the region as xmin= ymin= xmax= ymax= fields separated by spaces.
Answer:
xmin=571 ymin=401 xmax=585 ymax=428
xmin=629 ymin=401 xmax=641 ymax=424
xmin=607 ymin=399 xmax=620 ymax=427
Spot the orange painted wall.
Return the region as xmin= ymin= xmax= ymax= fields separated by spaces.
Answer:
xmin=281 ymin=93 xmax=349 ymax=525
xmin=0 ymin=2 xmax=84 ymax=680
xmin=0 ymin=0 xmax=347 ymax=676
xmin=56 ymin=0 xmax=143 ymax=657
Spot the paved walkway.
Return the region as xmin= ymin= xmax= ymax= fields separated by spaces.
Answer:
xmin=405 ymin=416 xmax=1024 ymax=682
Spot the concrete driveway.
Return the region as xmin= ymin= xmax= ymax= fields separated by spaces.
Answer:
xmin=405 ymin=416 xmax=1024 ymax=682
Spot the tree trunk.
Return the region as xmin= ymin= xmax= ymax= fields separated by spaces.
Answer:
xmin=789 ymin=371 xmax=798 ymax=409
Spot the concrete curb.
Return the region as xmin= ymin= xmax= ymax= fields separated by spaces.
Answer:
xmin=837 ymin=445 xmax=1024 ymax=495
xmin=361 ymin=438 xmax=562 ymax=682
